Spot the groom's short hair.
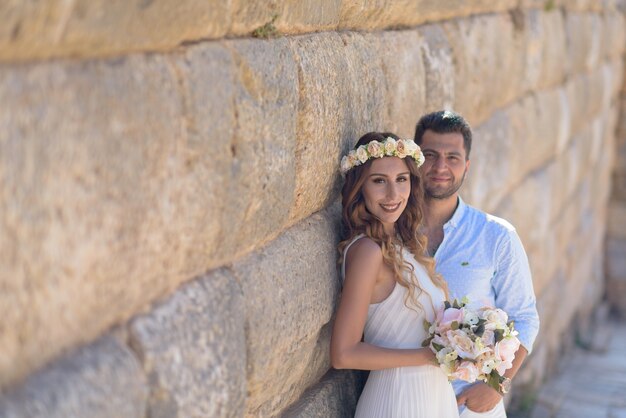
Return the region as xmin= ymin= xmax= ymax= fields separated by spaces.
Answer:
xmin=414 ymin=110 xmax=473 ymax=159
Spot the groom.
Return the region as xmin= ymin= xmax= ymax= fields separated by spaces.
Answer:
xmin=414 ymin=111 xmax=540 ymax=417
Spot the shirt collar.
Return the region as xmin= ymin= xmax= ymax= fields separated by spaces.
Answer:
xmin=445 ymin=196 xmax=466 ymax=229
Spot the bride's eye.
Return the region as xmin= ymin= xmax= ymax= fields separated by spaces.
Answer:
xmin=397 ymin=176 xmax=408 ymax=182
xmin=372 ymin=177 xmax=386 ymax=184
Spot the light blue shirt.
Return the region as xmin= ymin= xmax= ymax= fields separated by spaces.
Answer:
xmin=433 ymin=197 xmax=540 ymax=393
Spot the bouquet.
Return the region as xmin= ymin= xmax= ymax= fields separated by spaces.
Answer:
xmin=422 ymin=297 xmax=520 ymax=393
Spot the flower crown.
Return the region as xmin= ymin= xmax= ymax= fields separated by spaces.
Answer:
xmin=340 ymin=137 xmax=425 ymax=174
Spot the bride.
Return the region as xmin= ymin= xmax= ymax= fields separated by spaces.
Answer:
xmin=331 ymin=132 xmax=460 ymax=417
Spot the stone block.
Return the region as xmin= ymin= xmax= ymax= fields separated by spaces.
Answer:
xmin=0 ymin=54 xmax=189 ymax=388
xmin=281 ymin=370 xmax=366 ymax=418
xmin=564 ymin=12 xmax=603 ymax=75
xmin=463 ymin=110 xmax=515 ymax=212
xmin=0 ymin=0 xmax=231 ymax=62
xmin=418 ymin=24 xmax=455 ymax=113
xmin=494 ymin=166 xmax=553 ymax=253
xmin=231 ymin=0 xmax=343 ymax=36
xmin=158 ymin=42 xmax=235 ymax=275
xmin=344 ymin=0 xmax=517 ymax=29
xmin=505 ymin=90 xmax=562 ymax=180
xmin=221 ymin=38 xmax=298 ymax=255
xmin=613 ymin=173 xmax=626 ymax=201
xmin=606 ymin=237 xmax=626 ymax=280
xmin=566 ymin=70 xmax=604 ymax=137
xmin=278 ymin=0 xmax=342 ymax=33
xmin=128 ymin=269 xmax=246 ymax=418
xmin=442 ymin=13 xmax=525 ymax=125
xmin=0 ymin=336 xmax=147 ymax=418
xmin=602 ymin=10 xmax=626 ymax=60
xmin=376 ymin=30 xmax=427 ymax=139
xmin=287 ymin=32 xmax=385 ymax=224
xmin=524 ymin=10 xmax=567 ymax=91
xmin=232 ymin=206 xmax=342 ymax=417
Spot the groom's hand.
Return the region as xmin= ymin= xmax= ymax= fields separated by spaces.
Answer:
xmin=456 ymin=382 xmax=502 ymax=412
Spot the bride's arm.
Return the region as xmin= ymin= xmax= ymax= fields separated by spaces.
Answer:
xmin=330 ymin=238 xmax=435 ymax=371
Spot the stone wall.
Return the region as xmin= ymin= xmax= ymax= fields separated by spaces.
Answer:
xmin=607 ymin=0 xmax=626 ymax=317
xmin=1 ymin=1 xmax=624 ymax=417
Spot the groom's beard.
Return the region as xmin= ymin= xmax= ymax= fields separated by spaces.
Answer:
xmin=424 ymin=170 xmax=467 ymax=200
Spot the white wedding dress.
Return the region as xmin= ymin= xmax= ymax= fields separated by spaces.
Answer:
xmin=342 ymin=236 xmax=460 ymax=418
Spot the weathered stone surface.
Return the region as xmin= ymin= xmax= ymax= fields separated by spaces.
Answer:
xmin=287 ymin=32 xmax=385 ymax=224
xmin=0 ymin=0 xmax=231 ymax=62
xmin=566 ymin=69 xmax=606 ymax=136
xmin=520 ymin=0 xmax=605 ymax=12
xmin=564 ymin=12 xmax=603 ymax=75
xmin=601 ymin=10 xmax=626 ymax=60
xmin=129 ymin=269 xmax=246 ymax=418
xmin=221 ymin=38 xmax=298 ymax=255
xmin=506 ymin=89 xmax=564 ymax=181
xmin=376 ymin=30 xmax=427 ymax=139
xmin=164 ymin=42 xmax=235 ymax=271
xmin=494 ymin=166 xmax=552 ymax=255
xmin=523 ymin=10 xmax=567 ymax=91
xmin=463 ymin=110 xmax=515 ymax=212
xmin=418 ymin=24 xmax=455 ymax=113
xmin=607 ymin=237 xmax=626 ymax=281
xmin=232 ymin=205 xmax=342 ymax=417
xmin=0 ymin=54 xmax=186 ymax=388
xmin=443 ymin=14 xmax=525 ymax=125
xmin=338 ymin=0 xmax=516 ymax=30
xmin=282 ymin=370 xmax=366 ymax=418
xmin=0 ymin=336 xmax=147 ymax=418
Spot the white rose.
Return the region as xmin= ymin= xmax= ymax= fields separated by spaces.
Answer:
xmin=404 ymin=140 xmax=418 ymax=155
xmin=384 ymin=137 xmax=397 ymax=156
xmin=463 ymin=310 xmax=480 ymax=326
xmin=366 ymin=141 xmax=384 ymax=158
xmin=396 ymin=140 xmax=408 ymax=158
xmin=356 ymin=146 xmax=369 ymax=163
xmin=340 ymin=156 xmax=351 ymax=173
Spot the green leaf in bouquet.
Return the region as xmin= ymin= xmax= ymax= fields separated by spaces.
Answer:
xmin=444 ymin=300 xmax=452 ymax=310
xmin=494 ymin=329 xmax=505 ymax=343
xmin=460 ymin=296 xmax=470 ymax=306
xmin=487 ymin=371 xmax=502 ymax=393
xmin=474 ymin=323 xmax=485 ymax=337
xmin=432 ymin=342 xmax=444 ymax=351
xmin=451 ymin=321 xmax=459 ymax=330
xmin=507 ymin=320 xmax=516 ymax=331
xmin=452 ymin=299 xmax=460 ymax=309
xmin=422 ymin=336 xmax=433 ymax=347
xmin=423 ymin=319 xmax=431 ymax=333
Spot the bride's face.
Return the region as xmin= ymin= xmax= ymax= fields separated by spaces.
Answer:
xmin=361 ymin=156 xmax=411 ymax=235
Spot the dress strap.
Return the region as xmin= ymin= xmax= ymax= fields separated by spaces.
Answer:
xmin=341 ymin=234 xmax=365 ymax=284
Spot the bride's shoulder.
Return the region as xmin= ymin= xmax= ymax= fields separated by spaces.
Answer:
xmin=345 ymin=236 xmax=382 ymax=265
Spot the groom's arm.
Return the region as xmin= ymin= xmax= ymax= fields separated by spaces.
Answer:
xmin=456 ymin=346 xmax=527 ymax=412
xmin=458 ymin=227 xmax=539 ymax=412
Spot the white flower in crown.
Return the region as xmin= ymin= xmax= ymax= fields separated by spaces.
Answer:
xmin=396 ymin=139 xmax=409 ymax=158
xmin=356 ymin=146 xmax=369 ymax=163
xmin=340 ymin=137 xmax=425 ymax=175
xmin=366 ymin=141 xmax=384 ymax=158
xmin=384 ymin=137 xmax=397 ymax=156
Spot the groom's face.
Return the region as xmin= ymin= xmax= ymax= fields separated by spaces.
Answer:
xmin=419 ymin=130 xmax=470 ymax=200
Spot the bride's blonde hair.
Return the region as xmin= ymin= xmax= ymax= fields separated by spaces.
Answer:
xmin=338 ymin=132 xmax=448 ymax=309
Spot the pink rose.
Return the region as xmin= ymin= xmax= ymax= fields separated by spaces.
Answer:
xmin=366 ymin=141 xmax=384 ymax=158
xmin=447 ymin=330 xmax=476 ymax=360
xmin=451 ymin=361 xmax=479 ymax=383
xmin=495 ymin=337 xmax=520 ymax=374
xmin=481 ymin=329 xmax=495 ymax=346
xmin=396 ymin=140 xmax=408 ymax=158
xmin=439 ymin=308 xmax=464 ymax=330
